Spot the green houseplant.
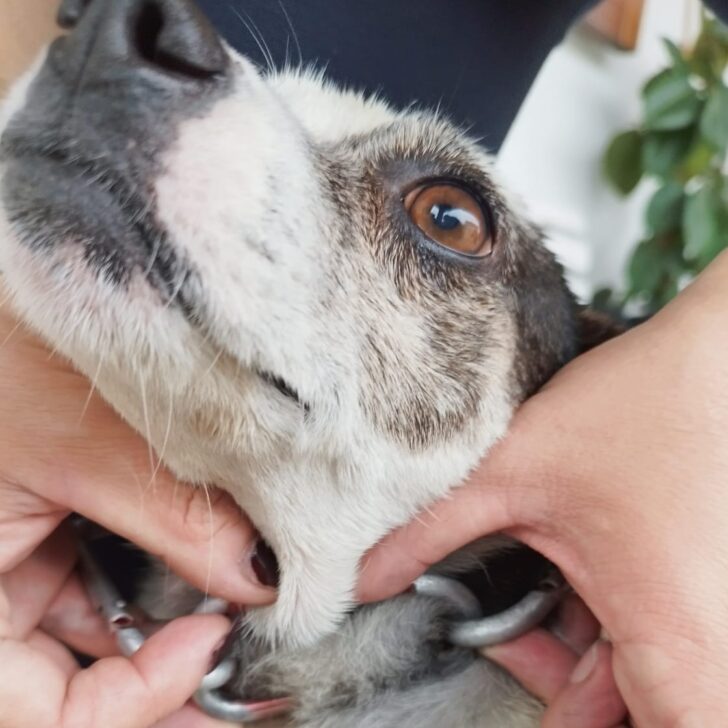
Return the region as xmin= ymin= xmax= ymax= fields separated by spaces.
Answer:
xmin=602 ymin=12 xmax=728 ymax=314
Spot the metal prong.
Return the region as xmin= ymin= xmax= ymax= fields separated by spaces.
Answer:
xmin=194 ymin=654 xmax=293 ymax=722
xmin=412 ymin=574 xmax=483 ymax=620
xmin=449 ymin=572 xmax=569 ymax=649
xmin=72 ymin=519 xmax=146 ymax=657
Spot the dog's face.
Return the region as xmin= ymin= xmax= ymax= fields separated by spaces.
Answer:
xmin=0 ymin=0 xmax=578 ymax=647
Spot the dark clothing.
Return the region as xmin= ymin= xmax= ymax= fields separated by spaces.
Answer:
xmin=195 ymin=1 xmax=728 ymax=152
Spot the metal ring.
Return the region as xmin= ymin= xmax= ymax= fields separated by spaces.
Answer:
xmin=199 ymin=657 xmax=236 ymax=691
xmin=194 ymin=656 xmax=294 ymax=723
xmin=449 ymin=572 xmax=569 ymax=649
xmin=412 ymin=574 xmax=483 ymax=620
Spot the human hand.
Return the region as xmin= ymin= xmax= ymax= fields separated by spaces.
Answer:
xmin=359 ymin=252 xmax=728 ymax=727
xmin=0 ymin=306 xmax=274 ymax=728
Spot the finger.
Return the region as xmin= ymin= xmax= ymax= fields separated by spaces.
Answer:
xmin=2 ymin=525 xmax=76 ymax=638
xmin=357 ymin=482 xmax=514 ymax=602
xmin=63 ymin=615 xmax=231 ymax=728
xmin=26 ymin=629 xmax=81 ymax=679
xmin=1 ymin=323 xmax=272 ymax=605
xmin=0 ymin=614 xmax=230 ymax=728
xmin=542 ymin=641 xmax=627 ymax=728
xmin=551 ymin=594 xmax=602 ymax=655
xmin=0 ymin=477 xmax=68 ymax=572
xmin=57 ymin=474 xmax=269 ymax=606
xmin=41 ymin=572 xmax=119 ymax=658
xmin=483 ymin=628 xmax=579 ymax=703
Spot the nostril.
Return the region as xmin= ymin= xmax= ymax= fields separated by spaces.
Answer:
xmin=134 ymin=2 xmax=165 ymax=66
xmin=132 ymin=1 xmax=227 ymax=80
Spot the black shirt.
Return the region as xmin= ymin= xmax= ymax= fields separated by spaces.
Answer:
xmin=196 ymin=1 xmax=728 ymax=151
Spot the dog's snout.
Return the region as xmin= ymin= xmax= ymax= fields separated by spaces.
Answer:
xmin=56 ymin=0 xmax=228 ymax=84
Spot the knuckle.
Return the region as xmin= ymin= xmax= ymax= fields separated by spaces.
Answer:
xmin=174 ymin=485 xmax=244 ymax=544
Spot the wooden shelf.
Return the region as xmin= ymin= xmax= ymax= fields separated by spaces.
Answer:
xmin=584 ymin=0 xmax=646 ymax=51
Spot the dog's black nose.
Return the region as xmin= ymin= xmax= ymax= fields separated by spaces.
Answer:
xmin=56 ymin=0 xmax=228 ymax=83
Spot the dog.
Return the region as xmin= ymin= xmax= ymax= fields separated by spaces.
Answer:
xmin=0 ymin=0 xmax=615 ymax=725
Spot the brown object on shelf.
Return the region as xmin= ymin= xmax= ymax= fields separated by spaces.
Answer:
xmin=584 ymin=0 xmax=646 ymax=51
xmin=0 ymin=0 xmax=58 ymax=96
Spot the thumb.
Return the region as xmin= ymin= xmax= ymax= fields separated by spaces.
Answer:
xmin=357 ymin=441 xmax=520 ymax=602
xmin=0 ymin=615 xmax=232 ymax=728
xmin=356 ymin=390 xmax=564 ymax=603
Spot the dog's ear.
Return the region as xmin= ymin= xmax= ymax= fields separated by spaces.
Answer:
xmin=577 ymin=308 xmax=625 ymax=354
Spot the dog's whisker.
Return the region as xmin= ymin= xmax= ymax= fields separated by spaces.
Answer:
xmin=43 ymin=293 xmax=86 ymax=361
xmin=231 ymin=8 xmax=275 ymax=74
xmin=201 ymin=481 xmax=215 ymax=599
xmin=201 ymin=348 xmax=224 ymax=381
xmin=147 ymin=385 xmax=174 ymax=494
xmin=0 ymin=287 xmax=17 ymax=312
xmin=0 ymin=318 xmax=23 ymax=350
xmin=162 ymin=269 xmax=189 ymax=312
xmin=77 ymin=352 xmax=105 ymax=427
xmin=142 ymin=232 xmax=163 ymax=280
xmin=138 ymin=370 xmax=158 ymax=494
xmin=277 ymin=0 xmax=303 ymax=68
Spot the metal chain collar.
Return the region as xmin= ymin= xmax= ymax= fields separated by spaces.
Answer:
xmin=72 ymin=519 xmax=567 ymax=723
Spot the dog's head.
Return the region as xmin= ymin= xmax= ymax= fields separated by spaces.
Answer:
xmin=0 ymin=0 xmax=581 ymax=646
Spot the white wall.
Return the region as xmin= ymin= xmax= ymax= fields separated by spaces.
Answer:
xmin=497 ymin=0 xmax=701 ymax=301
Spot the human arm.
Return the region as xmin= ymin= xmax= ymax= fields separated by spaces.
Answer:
xmin=359 ymin=252 xmax=728 ymax=726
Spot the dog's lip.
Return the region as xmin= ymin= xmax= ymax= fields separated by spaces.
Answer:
xmin=2 ymin=135 xmax=199 ymax=307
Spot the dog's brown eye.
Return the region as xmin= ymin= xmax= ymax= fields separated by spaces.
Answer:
xmin=404 ymin=183 xmax=492 ymax=257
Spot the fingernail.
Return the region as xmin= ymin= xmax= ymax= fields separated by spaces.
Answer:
xmin=570 ymin=642 xmax=599 ymax=684
xmin=250 ymin=538 xmax=280 ymax=588
xmin=481 ymin=642 xmax=507 ymax=661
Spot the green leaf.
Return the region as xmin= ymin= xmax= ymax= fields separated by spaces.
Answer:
xmin=628 ymin=238 xmax=665 ymax=295
xmin=646 ymin=182 xmax=685 ymax=235
xmin=663 ymin=39 xmax=690 ymax=72
xmin=604 ymin=130 xmax=644 ymax=195
xmin=591 ymin=287 xmax=618 ymax=315
xmin=700 ymin=84 xmax=728 ymax=150
xmin=677 ymin=139 xmax=715 ymax=180
xmin=643 ymin=69 xmax=703 ymax=131
xmin=682 ymin=184 xmax=726 ymax=261
xmin=693 ymin=15 xmax=728 ymax=80
xmin=641 ymin=129 xmax=694 ymax=178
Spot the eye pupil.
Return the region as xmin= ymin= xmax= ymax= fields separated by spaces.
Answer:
xmin=430 ymin=204 xmax=460 ymax=231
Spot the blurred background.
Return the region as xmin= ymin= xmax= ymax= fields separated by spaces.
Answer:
xmin=499 ymin=0 xmax=728 ymax=313
xmin=2 ymin=0 xmax=726 ymax=314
